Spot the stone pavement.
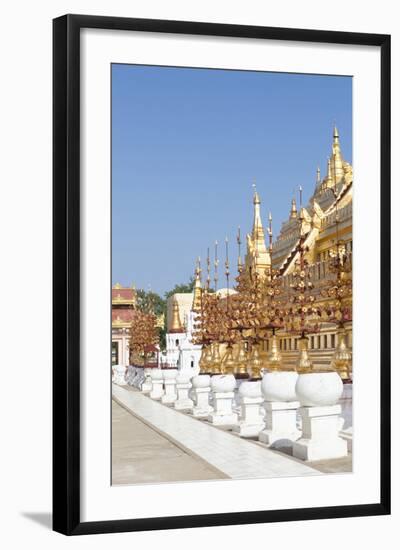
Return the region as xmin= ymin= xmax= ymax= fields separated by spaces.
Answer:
xmin=112 ymin=401 xmax=227 ymax=485
xmin=112 ymin=384 xmax=320 ymax=480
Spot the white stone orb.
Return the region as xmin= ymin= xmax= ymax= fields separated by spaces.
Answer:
xmin=295 ymin=371 xmax=344 ymax=407
xmin=162 ymin=369 xmax=178 ymax=380
xmin=238 ymin=380 xmax=262 ymax=398
xmin=261 ymin=371 xmax=299 ymax=402
xmin=192 ymin=374 xmax=211 ymax=388
xmin=149 ymin=368 xmax=163 ymax=381
xmin=211 ymin=374 xmax=236 ymax=393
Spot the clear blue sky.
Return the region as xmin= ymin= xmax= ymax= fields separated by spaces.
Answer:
xmin=112 ymin=64 xmax=352 ymax=295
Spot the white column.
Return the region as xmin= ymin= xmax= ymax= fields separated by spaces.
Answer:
xmin=191 ymin=375 xmax=213 ymax=418
xmin=293 ymin=371 xmax=347 ymax=461
xmin=233 ymin=381 xmax=264 ymax=437
xmin=258 ymin=371 xmax=301 ymax=447
xmin=208 ymin=375 xmax=238 ymax=426
xmin=174 ymin=373 xmax=193 ymax=410
xmin=293 ymin=405 xmax=347 ymax=460
xmin=161 ymin=369 xmax=178 ymax=404
xmin=149 ymin=369 xmax=164 ymax=400
xmin=259 ymin=401 xmax=301 ymax=446
xmin=141 ymin=368 xmax=153 ymax=394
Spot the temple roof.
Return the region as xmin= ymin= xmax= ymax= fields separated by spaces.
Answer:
xmin=112 ymin=286 xmax=136 ymax=305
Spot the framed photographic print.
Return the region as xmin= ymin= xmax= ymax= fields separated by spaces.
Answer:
xmin=53 ymin=14 xmax=391 ymax=535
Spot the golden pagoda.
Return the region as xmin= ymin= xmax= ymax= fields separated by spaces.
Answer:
xmin=269 ymin=125 xmax=353 ymax=371
xmin=244 ymin=188 xmax=271 ymax=279
xmin=170 ymin=299 xmax=184 ymax=333
xmin=192 ymin=258 xmax=202 ymax=312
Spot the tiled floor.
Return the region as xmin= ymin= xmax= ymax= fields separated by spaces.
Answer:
xmin=112 ymin=385 xmax=319 ymax=480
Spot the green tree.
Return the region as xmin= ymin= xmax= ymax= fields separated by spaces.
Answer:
xmin=164 ymin=277 xmax=195 ymax=300
xmin=136 ymin=289 xmax=165 ymax=316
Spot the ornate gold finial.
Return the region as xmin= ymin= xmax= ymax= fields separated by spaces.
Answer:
xmin=244 ymin=185 xmax=271 ymax=278
xmin=331 ymin=327 xmax=352 ymax=380
xmin=252 ymin=183 xmax=263 ymax=238
xmin=268 ymin=212 xmax=273 ymax=252
xmin=333 ymin=124 xmax=339 ymax=142
xmin=170 ymin=299 xmax=183 ymax=332
xmin=248 ymin=342 xmax=263 ymax=379
xmin=266 ymin=333 xmax=283 ymax=371
xmin=192 ymin=257 xmax=202 ymax=311
xmin=290 ymin=197 xmax=298 ymax=219
xmin=326 ymin=157 xmax=333 ymax=185
xmin=237 ymin=226 xmax=242 ymax=272
xmin=331 ymin=125 xmax=344 ymax=184
xmin=296 ymin=336 xmax=313 ymax=373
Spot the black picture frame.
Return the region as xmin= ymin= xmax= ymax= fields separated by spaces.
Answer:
xmin=53 ymin=14 xmax=391 ymax=536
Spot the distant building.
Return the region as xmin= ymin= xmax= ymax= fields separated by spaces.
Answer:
xmin=111 ymin=283 xmax=136 ymax=366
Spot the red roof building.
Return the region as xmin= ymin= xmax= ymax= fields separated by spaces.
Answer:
xmin=112 ymin=283 xmax=136 ymax=366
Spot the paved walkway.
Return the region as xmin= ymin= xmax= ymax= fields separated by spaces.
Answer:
xmin=112 ymin=401 xmax=227 ymax=485
xmin=112 ymin=385 xmax=319 ymax=480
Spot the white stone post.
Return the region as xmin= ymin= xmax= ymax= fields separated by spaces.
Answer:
xmin=135 ymin=367 xmax=145 ymax=388
xmin=208 ymin=374 xmax=238 ymax=426
xmin=293 ymin=371 xmax=348 ymax=461
xmin=233 ymin=381 xmax=264 ymax=437
xmin=141 ymin=367 xmax=153 ymax=394
xmin=161 ymin=369 xmax=178 ymax=404
xmin=174 ymin=373 xmax=193 ymax=410
xmin=149 ymin=368 xmax=164 ymax=400
xmin=191 ymin=375 xmax=213 ymax=418
xmin=112 ymin=364 xmax=127 ymax=386
xmin=258 ymin=371 xmax=301 ymax=447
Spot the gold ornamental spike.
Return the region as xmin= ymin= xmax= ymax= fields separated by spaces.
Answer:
xmin=248 ymin=342 xmax=263 ymax=379
xmin=266 ymin=334 xmax=283 ymax=371
xmin=295 ymin=336 xmax=313 ymax=373
xmin=331 ymin=327 xmax=352 ymax=380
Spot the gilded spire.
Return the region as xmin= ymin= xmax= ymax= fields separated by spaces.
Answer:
xmin=245 ymin=186 xmax=271 ymax=277
xmin=326 ymin=157 xmax=333 ymax=186
xmin=252 ymin=186 xmax=264 ymax=241
xmin=290 ymin=197 xmax=298 ymax=219
xmin=192 ymin=257 xmax=202 ymax=311
xmin=331 ymin=125 xmax=344 ymax=183
xmin=170 ymin=299 xmax=183 ymax=332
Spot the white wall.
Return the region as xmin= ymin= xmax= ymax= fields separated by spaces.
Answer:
xmin=1 ymin=0 xmax=398 ymax=548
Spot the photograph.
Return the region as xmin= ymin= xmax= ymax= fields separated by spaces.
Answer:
xmin=110 ymin=64 xmax=353 ymax=485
